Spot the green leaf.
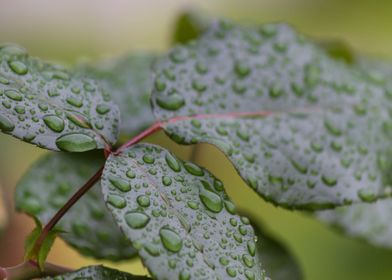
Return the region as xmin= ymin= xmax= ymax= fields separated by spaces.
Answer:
xmin=151 ymin=20 xmax=392 ymax=209
xmin=102 ymin=143 xmax=266 ymax=280
xmin=38 ymin=229 xmax=58 ymax=270
xmin=249 ymin=216 xmax=303 ymax=280
xmin=41 ymin=265 xmax=152 ymax=280
xmin=317 ymin=199 xmax=392 ymax=248
xmin=77 ymin=54 xmax=156 ymax=139
xmin=0 ymin=44 xmax=120 ymax=151
xmin=15 ymin=152 xmax=136 ymax=261
xmin=24 ymin=223 xmax=42 ymax=260
xmin=172 ymin=9 xmax=209 ymax=44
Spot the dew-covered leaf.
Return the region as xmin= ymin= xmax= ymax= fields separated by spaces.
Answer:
xmin=102 ymin=143 xmax=266 ymax=280
xmin=317 ymin=199 xmax=392 ymax=248
xmin=78 ymin=54 xmax=156 ymax=139
xmin=15 ymin=152 xmax=136 ymax=261
xmin=0 ymin=44 xmax=120 ymax=151
xmin=41 ymin=265 xmax=152 ymax=280
xmin=151 ymin=21 xmax=392 ymax=209
xmin=249 ymin=217 xmax=303 ymax=280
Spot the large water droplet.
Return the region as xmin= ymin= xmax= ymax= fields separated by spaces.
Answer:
xmin=156 ymin=93 xmax=185 ymax=111
xmin=109 ymin=176 xmax=131 ymax=192
xmin=8 ymin=60 xmax=28 ymax=75
xmin=165 ymin=152 xmax=181 ymax=172
xmin=137 ymin=195 xmax=150 ymax=207
xmin=124 ymin=212 xmax=150 ymax=229
xmin=357 ymin=189 xmax=377 ymax=202
xmin=107 ymin=195 xmax=126 ymax=209
xmin=0 ymin=115 xmax=15 ymax=132
xmin=159 ymin=228 xmax=183 ymax=253
xmin=43 ymin=115 xmax=65 ymax=132
xmin=199 ymin=189 xmax=223 ymax=213
xmin=184 ymin=162 xmax=204 ymax=176
xmin=55 ymin=133 xmax=97 ymax=152
xmin=5 ymin=89 xmax=23 ymax=101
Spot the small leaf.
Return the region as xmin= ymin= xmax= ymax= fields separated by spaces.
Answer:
xmin=249 ymin=216 xmax=303 ymax=280
xmin=78 ymin=54 xmax=156 ymax=139
xmin=15 ymin=152 xmax=136 ymax=261
xmin=102 ymin=143 xmax=266 ymax=280
xmin=41 ymin=265 xmax=152 ymax=280
xmin=38 ymin=230 xmax=58 ymax=270
xmin=151 ymin=20 xmax=392 ymax=209
xmin=0 ymin=44 xmax=120 ymax=151
xmin=24 ymin=223 xmax=42 ymax=260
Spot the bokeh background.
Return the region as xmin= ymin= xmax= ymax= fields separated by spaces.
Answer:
xmin=1 ymin=0 xmax=392 ymax=279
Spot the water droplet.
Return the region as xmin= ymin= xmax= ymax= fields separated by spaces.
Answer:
xmin=66 ymin=97 xmax=83 ymax=108
xmin=43 ymin=115 xmax=65 ymax=132
xmin=5 ymin=89 xmax=23 ymax=101
xmin=247 ymin=241 xmax=256 ymax=256
xmin=124 ymin=212 xmax=150 ymax=229
xmin=224 ymin=200 xmax=236 ymax=214
xmin=8 ymin=60 xmax=28 ymax=75
xmin=109 ymin=176 xmax=131 ymax=192
xmin=234 ymin=61 xmax=251 ymax=78
xmin=96 ymin=104 xmax=110 ymax=115
xmin=137 ymin=195 xmax=150 ymax=207
xmin=162 ymin=176 xmax=172 ymax=186
xmin=324 ymin=120 xmax=342 ymax=136
xmin=184 ymin=162 xmax=204 ymax=176
xmin=199 ymin=189 xmax=223 ymax=213
xmin=66 ymin=113 xmax=91 ymax=128
xmin=321 ymin=175 xmax=337 ymax=187
xmin=242 ymin=254 xmax=254 ymax=268
xmin=0 ymin=115 xmax=15 ymax=132
xmin=165 ymin=152 xmax=181 ymax=172
xmin=156 ymin=93 xmax=185 ymax=111
xmin=55 ymin=133 xmax=97 ymax=152
xmin=226 ymin=266 xmax=237 ymax=277
xmin=357 ymin=189 xmax=377 ymax=202
xmin=144 ymin=244 xmax=160 ymax=256
xmin=290 ymin=159 xmax=307 ymax=174
xmin=160 ymin=228 xmax=183 ymax=253
xmin=107 ymin=195 xmax=126 ymax=209
xmin=179 ymin=270 xmax=190 ymax=280
xmin=21 ymin=197 xmax=42 ymax=214
xmin=143 ymin=154 xmax=155 ymax=164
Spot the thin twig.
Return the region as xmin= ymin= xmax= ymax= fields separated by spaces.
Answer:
xmin=0 ymin=261 xmax=72 ymax=280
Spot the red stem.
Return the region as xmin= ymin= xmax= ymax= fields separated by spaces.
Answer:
xmin=31 ymin=167 xmax=104 ymax=258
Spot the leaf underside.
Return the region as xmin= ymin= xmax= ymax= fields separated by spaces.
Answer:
xmin=15 ymin=152 xmax=136 ymax=261
xmin=0 ymin=44 xmax=120 ymax=152
xmin=102 ymin=143 xmax=266 ymax=280
xmin=151 ymin=20 xmax=392 ymax=209
xmin=41 ymin=265 xmax=152 ymax=280
xmin=78 ymin=53 xmax=156 ymax=139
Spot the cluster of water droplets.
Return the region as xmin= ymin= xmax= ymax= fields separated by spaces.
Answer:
xmin=151 ymin=21 xmax=392 ymax=209
xmin=102 ymin=144 xmax=266 ymax=279
xmin=15 ymin=152 xmax=136 ymax=260
xmin=0 ymin=44 xmax=119 ymax=151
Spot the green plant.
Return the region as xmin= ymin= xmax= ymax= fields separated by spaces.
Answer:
xmin=1 ymin=11 xmax=391 ymax=280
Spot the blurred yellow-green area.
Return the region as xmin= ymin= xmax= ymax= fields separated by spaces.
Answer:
xmin=1 ymin=0 xmax=392 ymax=279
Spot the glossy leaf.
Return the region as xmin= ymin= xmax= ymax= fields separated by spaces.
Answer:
xmin=41 ymin=265 xmax=152 ymax=280
xmin=102 ymin=143 xmax=266 ymax=280
xmin=250 ymin=217 xmax=303 ymax=280
xmin=78 ymin=54 xmax=156 ymax=139
xmin=0 ymin=44 xmax=120 ymax=151
xmin=151 ymin=21 xmax=392 ymax=209
xmin=15 ymin=152 xmax=136 ymax=261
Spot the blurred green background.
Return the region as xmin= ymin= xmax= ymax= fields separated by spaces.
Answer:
xmin=1 ymin=0 xmax=392 ymax=279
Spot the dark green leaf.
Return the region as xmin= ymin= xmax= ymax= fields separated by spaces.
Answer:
xmin=78 ymin=54 xmax=156 ymax=139
xmin=15 ymin=152 xmax=136 ymax=261
xmin=151 ymin=21 xmax=392 ymax=209
xmin=0 ymin=44 xmax=120 ymax=151
xmin=102 ymin=143 xmax=266 ymax=280
xmin=172 ymin=9 xmax=209 ymax=44
xmin=41 ymin=265 xmax=152 ymax=280
xmin=249 ymin=217 xmax=303 ymax=280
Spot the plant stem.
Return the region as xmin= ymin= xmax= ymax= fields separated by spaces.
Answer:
xmin=0 ymin=261 xmax=72 ymax=280
xmin=31 ymin=166 xmax=104 ymax=258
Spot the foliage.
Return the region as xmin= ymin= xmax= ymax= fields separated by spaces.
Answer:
xmin=1 ymin=10 xmax=392 ymax=280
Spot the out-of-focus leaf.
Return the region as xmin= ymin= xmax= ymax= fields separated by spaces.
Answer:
xmin=41 ymin=265 xmax=152 ymax=280
xmin=250 ymin=217 xmax=303 ymax=280
xmin=78 ymin=54 xmax=156 ymax=139
xmin=0 ymin=187 xmax=6 ymax=233
xmin=0 ymin=44 xmax=120 ymax=151
xmin=172 ymin=9 xmax=209 ymax=44
xmin=102 ymin=143 xmax=266 ymax=280
xmin=15 ymin=152 xmax=136 ymax=261
xmin=151 ymin=20 xmax=392 ymax=209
